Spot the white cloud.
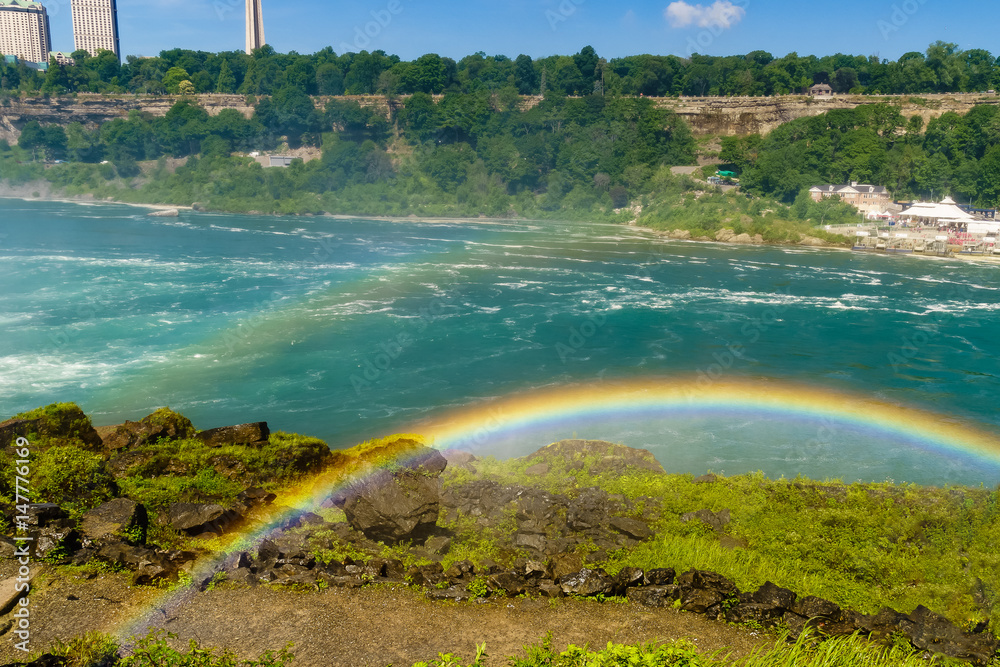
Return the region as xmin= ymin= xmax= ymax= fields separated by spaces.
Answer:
xmin=665 ymin=0 xmax=746 ymax=30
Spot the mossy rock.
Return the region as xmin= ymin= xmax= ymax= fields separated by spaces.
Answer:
xmin=102 ymin=407 xmax=195 ymax=452
xmin=4 ymin=402 xmax=103 ymax=450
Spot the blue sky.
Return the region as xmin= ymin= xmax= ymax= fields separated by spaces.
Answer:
xmin=43 ymin=0 xmax=999 ymax=62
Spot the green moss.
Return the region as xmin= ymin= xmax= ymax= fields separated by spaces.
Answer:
xmin=11 ymin=401 xmax=102 ymax=450
xmin=32 ymin=445 xmax=116 ymax=512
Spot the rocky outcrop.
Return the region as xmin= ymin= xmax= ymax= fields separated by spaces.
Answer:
xmin=164 ymin=502 xmax=241 ymax=536
xmin=0 ymin=419 xmax=40 ymax=448
xmin=715 ymin=228 xmax=764 ymax=244
xmin=81 ymin=498 xmax=148 ymax=544
xmin=101 ymin=407 xmax=195 ymax=452
xmin=146 ymin=208 xmax=180 ymax=217
xmin=339 ymin=447 xmax=447 ymax=544
xmin=0 ymin=404 xmax=103 ymax=450
xmin=194 ymin=422 xmax=270 ymax=447
xmin=521 ymin=439 xmax=666 ymax=476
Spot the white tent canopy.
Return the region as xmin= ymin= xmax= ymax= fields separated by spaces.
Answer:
xmin=899 ymin=197 xmax=975 ymax=221
xmin=968 ymin=220 xmax=1000 ymax=235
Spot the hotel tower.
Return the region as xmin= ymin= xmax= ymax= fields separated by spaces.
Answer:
xmin=0 ymin=0 xmax=52 ymax=64
xmin=70 ymin=0 xmax=120 ymax=59
xmin=245 ymin=0 xmax=263 ymax=54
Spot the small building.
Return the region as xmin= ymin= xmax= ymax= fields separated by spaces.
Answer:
xmin=809 ymin=83 xmax=833 ymax=96
xmin=49 ymin=50 xmax=75 ymax=66
xmin=809 ymin=182 xmax=891 ymax=214
xmin=266 ymin=155 xmax=298 ymax=168
xmin=255 ymin=155 xmax=301 ymax=168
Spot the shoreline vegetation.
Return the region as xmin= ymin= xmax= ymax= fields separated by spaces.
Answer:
xmin=1 ymin=404 xmax=998 ymax=666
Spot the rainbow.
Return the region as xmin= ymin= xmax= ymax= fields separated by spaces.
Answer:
xmin=114 ymin=376 xmax=1000 ymax=644
xmin=415 ymin=377 xmax=1000 ymax=469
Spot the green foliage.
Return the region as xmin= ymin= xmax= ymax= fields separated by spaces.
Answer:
xmin=413 ymin=643 xmax=487 ymax=667
xmin=47 ymin=631 xmax=120 ymax=667
xmin=117 ymin=631 xmax=294 ymax=667
xmin=33 ymin=445 xmax=116 ymax=509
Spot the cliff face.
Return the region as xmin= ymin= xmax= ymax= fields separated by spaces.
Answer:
xmin=1 ymin=92 xmax=996 ymax=144
xmin=656 ymin=93 xmax=1000 ymax=135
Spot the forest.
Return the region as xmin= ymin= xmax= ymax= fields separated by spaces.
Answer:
xmin=1 ymin=40 xmax=999 ymax=97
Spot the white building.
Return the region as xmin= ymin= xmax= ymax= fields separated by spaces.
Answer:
xmin=0 ymin=0 xmax=51 ymax=65
xmin=71 ymin=0 xmax=120 ymax=59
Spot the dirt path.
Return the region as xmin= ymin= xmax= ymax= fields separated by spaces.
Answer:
xmin=0 ymin=566 xmax=766 ymax=666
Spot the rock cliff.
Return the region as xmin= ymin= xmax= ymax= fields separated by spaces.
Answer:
xmin=2 ymin=92 xmax=996 ymax=144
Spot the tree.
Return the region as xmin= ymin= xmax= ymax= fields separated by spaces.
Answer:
xmin=216 ymin=60 xmax=236 ymax=93
xmin=162 ymin=66 xmax=191 ymax=94
xmin=17 ymin=121 xmax=45 ymax=160
xmin=514 ymin=54 xmax=537 ymax=94
xmin=316 ymin=63 xmax=344 ymax=95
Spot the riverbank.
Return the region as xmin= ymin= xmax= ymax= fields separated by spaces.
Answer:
xmin=1 ymin=404 xmax=998 ymax=666
xmin=0 ymin=181 xmax=190 ymax=211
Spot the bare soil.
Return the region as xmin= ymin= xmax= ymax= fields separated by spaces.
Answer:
xmin=0 ymin=561 xmax=766 ymax=666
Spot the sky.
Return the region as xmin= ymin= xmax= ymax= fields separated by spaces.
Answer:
xmin=41 ymin=0 xmax=1000 ymax=62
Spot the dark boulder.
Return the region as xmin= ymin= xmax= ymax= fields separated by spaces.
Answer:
xmin=23 ymin=503 xmax=68 ymax=528
xmin=81 ymin=498 xmax=148 ymax=544
xmin=440 ymin=449 xmax=477 ymax=473
xmin=194 ymin=422 xmax=269 ymax=447
xmin=406 ymin=563 xmax=446 ymax=588
xmin=627 ymin=585 xmax=680 ymax=607
xmin=676 ymin=569 xmax=738 ymax=616
xmin=32 ymin=526 xmax=80 ymax=560
xmin=547 ymin=553 xmax=584 ymax=581
xmin=681 ymin=508 xmax=731 ymax=533
xmin=609 ymin=516 xmax=653 ymax=541
xmin=560 ymin=568 xmax=615 ymax=597
xmin=489 ymin=571 xmax=529 ymax=597
xmin=165 ymin=502 xmax=241 ymax=536
xmin=400 ymin=447 xmax=448 ymax=475
xmin=445 ymin=560 xmax=475 ymax=581
xmin=906 ymin=605 xmax=999 ymax=665
xmin=676 ymin=569 xmax=738 ymax=596
xmin=343 ymin=458 xmax=443 ymax=544
xmin=747 ymin=581 xmax=796 ymax=610
xmin=424 ymin=535 xmax=452 ymax=554
xmin=513 ymin=533 xmax=548 ymax=553
xmin=0 ymin=419 xmax=41 ymax=448
xmin=726 ymin=602 xmax=788 ymax=625
xmin=792 ymin=595 xmax=841 ymax=620
xmin=644 ymin=567 xmax=676 ymax=585
xmin=613 ymin=567 xmax=645 ymax=594
xmin=102 ymin=408 xmax=195 ymax=451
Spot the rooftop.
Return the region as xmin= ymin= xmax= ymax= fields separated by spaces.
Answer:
xmin=0 ymin=0 xmax=46 ymax=8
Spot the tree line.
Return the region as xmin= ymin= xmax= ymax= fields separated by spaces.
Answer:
xmin=1 ymin=41 xmax=999 ymax=98
xmin=724 ymin=101 xmax=1000 ymax=207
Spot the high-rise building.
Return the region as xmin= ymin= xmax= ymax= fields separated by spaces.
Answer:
xmin=245 ymin=0 xmax=263 ymax=54
xmin=70 ymin=0 xmax=119 ymax=59
xmin=0 ymin=0 xmax=52 ymax=65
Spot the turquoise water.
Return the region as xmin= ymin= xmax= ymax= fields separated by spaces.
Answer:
xmin=2 ymin=198 xmax=1000 ymax=485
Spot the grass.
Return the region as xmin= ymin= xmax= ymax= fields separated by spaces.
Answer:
xmin=441 ymin=457 xmax=1000 ymax=636
xmin=419 ymin=628 xmax=973 ymax=667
